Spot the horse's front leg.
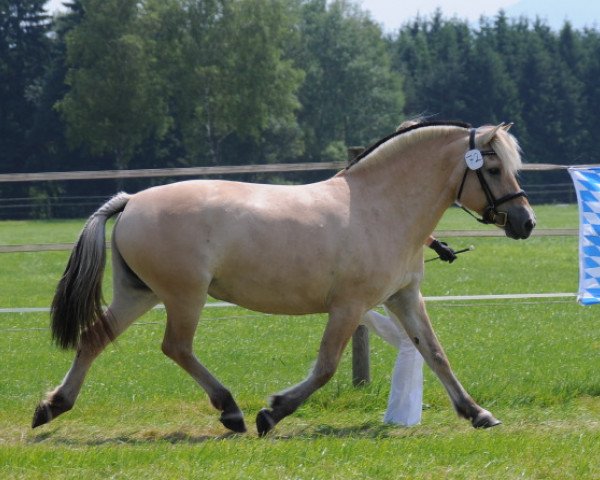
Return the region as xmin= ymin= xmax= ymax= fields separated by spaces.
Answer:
xmin=385 ymin=285 xmax=500 ymax=429
xmin=256 ymin=303 xmax=364 ymax=436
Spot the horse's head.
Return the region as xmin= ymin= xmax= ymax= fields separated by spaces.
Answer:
xmin=455 ymin=124 xmax=536 ymax=239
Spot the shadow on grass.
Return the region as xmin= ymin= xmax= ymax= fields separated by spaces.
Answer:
xmin=277 ymin=420 xmax=438 ymax=440
xmin=28 ymin=420 xmax=425 ymax=446
xmin=29 ymin=428 xmax=242 ymax=446
xmin=284 ymin=421 xmax=395 ymax=439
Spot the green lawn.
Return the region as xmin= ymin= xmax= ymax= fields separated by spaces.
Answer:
xmin=0 ymin=204 xmax=598 ymax=479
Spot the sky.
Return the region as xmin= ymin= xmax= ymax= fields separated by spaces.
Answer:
xmin=45 ymin=0 xmax=600 ymax=32
xmin=359 ymin=0 xmax=600 ymax=32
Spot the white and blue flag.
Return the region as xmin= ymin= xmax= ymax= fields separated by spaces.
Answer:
xmin=569 ymin=167 xmax=600 ymax=305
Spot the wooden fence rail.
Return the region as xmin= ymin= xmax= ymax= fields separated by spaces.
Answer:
xmin=0 ymin=162 xmax=346 ymax=183
xmin=1 ymin=161 xmax=599 ymax=184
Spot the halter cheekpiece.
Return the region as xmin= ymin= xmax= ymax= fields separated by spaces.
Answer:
xmin=455 ymin=128 xmax=527 ymax=227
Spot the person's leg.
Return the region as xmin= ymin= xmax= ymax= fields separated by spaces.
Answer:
xmin=383 ymin=321 xmax=424 ymax=426
xmin=362 ymin=308 xmax=424 ymax=426
xmin=362 ymin=309 xmax=403 ymax=347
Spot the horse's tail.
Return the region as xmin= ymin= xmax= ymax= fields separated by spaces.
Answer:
xmin=51 ymin=192 xmax=131 ymax=350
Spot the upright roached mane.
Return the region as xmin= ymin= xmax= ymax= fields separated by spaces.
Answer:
xmin=32 ymin=119 xmax=535 ymax=437
xmin=346 ymin=120 xmax=523 ymax=175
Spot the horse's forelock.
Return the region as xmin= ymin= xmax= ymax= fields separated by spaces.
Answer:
xmin=489 ymin=128 xmax=522 ymax=174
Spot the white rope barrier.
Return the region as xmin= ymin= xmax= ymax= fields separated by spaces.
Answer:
xmin=0 ymin=293 xmax=576 ymax=316
xmin=0 ymin=229 xmax=580 ymax=254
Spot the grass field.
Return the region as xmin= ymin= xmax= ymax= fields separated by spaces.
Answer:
xmin=1 ymin=205 xmax=598 ymax=479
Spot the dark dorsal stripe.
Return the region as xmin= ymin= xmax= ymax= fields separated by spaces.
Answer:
xmin=346 ymin=120 xmax=472 ymax=169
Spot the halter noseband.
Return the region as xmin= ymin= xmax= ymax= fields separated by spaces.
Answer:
xmin=455 ymin=128 xmax=527 ymax=227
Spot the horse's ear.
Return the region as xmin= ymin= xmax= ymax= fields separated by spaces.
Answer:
xmin=501 ymin=122 xmax=514 ymax=132
xmin=479 ymin=123 xmax=504 ymax=146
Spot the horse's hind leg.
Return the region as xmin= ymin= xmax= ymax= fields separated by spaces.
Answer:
xmin=32 ymin=255 xmax=158 ymax=428
xmin=161 ymin=299 xmax=246 ymax=433
xmin=385 ymin=285 xmax=500 ymax=429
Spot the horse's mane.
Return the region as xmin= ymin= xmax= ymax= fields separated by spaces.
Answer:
xmin=346 ymin=120 xmax=471 ymax=169
xmin=346 ymin=120 xmax=522 ymax=174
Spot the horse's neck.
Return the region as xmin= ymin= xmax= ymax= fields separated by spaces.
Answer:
xmin=344 ymin=134 xmax=465 ymax=243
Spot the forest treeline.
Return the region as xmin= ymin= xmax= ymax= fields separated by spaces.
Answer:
xmin=2 ymin=0 xmax=599 ymax=216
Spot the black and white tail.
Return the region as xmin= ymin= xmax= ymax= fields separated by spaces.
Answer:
xmin=51 ymin=193 xmax=131 ymax=350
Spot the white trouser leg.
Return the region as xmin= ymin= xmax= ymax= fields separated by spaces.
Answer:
xmin=362 ymin=308 xmax=424 ymax=426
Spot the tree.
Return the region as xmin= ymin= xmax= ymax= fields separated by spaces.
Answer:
xmin=296 ymin=0 xmax=403 ymax=162
xmin=580 ymin=29 xmax=600 ymax=162
xmin=391 ymin=12 xmax=474 ymax=120
xmin=466 ymin=26 xmax=522 ymax=126
xmin=57 ymin=0 xmax=169 ymax=168
xmin=27 ymin=1 xmax=86 ymax=173
xmin=392 ymin=17 xmax=433 ymax=116
xmin=0 ymin=0 xmax=50 ymax=172
xmin=512 ymin=22 xmax=584 ymax=165
xmin=168 ymin=0 xmax=303 ymax=165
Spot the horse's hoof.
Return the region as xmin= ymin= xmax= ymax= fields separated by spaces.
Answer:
xmin=256 ymin=408 xmax=276 ymax=437
xmin=31 ymin=393 xmax=72 ymax=429
xmin=219 ymin=412 xmax=247 ymax=433
xmin=32 ymin=402 xmax=51 ymax=429
xmin=472 ymin=410 xmax=502 ymax=429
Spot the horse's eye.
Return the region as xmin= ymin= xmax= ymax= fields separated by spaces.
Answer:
xmin=487 ymin=167 xmax=501 ymax=176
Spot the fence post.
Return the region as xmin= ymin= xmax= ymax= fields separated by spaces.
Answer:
xmin=347 ymin=146 xmax=371 ymax=386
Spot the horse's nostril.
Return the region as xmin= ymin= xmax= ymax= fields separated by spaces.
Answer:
xmin=525 ymin=219 xmax=535 ymax=231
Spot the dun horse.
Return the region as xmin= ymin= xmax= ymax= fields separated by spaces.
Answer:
xmin=32 ymin=121 xmax=535 ymax=435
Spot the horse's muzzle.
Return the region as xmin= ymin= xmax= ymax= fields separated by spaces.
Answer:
xmin=504 ymin=206 xmax=536 ymax=239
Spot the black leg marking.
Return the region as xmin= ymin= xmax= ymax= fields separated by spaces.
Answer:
xmin=212 ymin=389 xmax=246 ymax=433
xmin=219 ymin=411 xmax=247 ymax=433
xmin=256 ymin=408 xmax=276 ymax=437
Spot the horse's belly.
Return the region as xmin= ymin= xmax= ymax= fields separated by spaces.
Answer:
xmin=207 ymin=268 xmax=331 ymax=314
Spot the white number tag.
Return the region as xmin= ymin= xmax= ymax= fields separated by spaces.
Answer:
xmin=464 ymin=149 xmax=483 ymax=170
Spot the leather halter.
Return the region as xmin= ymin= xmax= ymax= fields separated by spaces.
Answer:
xmin=455 ymin=128 xmax=527 ymax=227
